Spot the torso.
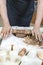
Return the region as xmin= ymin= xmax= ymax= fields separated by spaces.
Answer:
xmin=7 ymin=0 xmax=34 ymax=13
xmin=6 ymin=0 xmax=34 ymax=26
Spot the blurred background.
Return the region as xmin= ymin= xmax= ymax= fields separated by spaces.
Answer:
xmin=31 ymin=0 xmax=43 ymax=27
xmin=0 ymin=0 xmax=43 ymax=27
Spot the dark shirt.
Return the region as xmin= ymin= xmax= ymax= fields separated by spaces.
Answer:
xmin=6 ymin=0 xmax=34 ymax=26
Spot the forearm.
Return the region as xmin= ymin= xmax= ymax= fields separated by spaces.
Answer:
xmin=0 ymin=0 xmax=10 ymax=26
xmin=34 ymin=0 xmax=43 ymax=29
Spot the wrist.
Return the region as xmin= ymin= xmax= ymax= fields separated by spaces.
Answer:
xmin=34 ymin=22 xmax=40 ymax=30
xmin=3 ymin=21 xmax=10 ymax=27
xmin=34 ymin=24 xmax=40 ymax=30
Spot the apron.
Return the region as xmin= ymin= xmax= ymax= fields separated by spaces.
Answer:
xmin=6 ymin=0 xmax=34 ymax=26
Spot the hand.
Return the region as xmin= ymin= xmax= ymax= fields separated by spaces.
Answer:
xmin=32 ymin=28 xmax=43 ymax=41
xmin=0 ymin=25 xmax=12 ymax=39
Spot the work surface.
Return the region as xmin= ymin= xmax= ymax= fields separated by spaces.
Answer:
xmin=0 ymin=27 xmax=43 ymax=65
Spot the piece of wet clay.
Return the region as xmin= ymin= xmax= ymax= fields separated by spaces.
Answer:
xmin=12 ymin=29 xmax=31 ymax=34
xmin=24 ymin=35 xmax=43 ymax=46
xmin=37 ymin=50 xmax=43 ymax=61
xmin=12 ymin=29 xmax=32 ymax=37
xmin=12 ymin=29 xmax=43 ymax=46
xmin=39 ymin=41 xmax=43 ymax=47
xmin=16 ymin=34 xmax=26 ymax=38
xmin=18 ymin=48 xmax=26 ymax=56
xmin=24 ymin=36 xmax=39 ymax=45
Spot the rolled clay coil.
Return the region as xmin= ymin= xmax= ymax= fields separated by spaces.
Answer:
xmin=18 ymin=48 xmax=26 ymax=56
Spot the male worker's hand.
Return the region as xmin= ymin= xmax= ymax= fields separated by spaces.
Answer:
xmin=32 ymin=28 xmax=43 ymax=41
xmin=0 ymin=25 xmax=12 ymax=39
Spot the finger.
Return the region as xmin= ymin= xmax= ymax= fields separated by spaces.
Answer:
xmin=5 ymin=32 xmax=9 ymax=39
xmin=6 ymin=29 xmax=11 ymax=38
xmin=0 ymin=33 xmax=3 ymax=39
xmin=3 ymin=32 xmax=7 ymax=39
xmin=35 ymin=33 xmax=38 ymax=40
xmin=32 ymin=30 xmax=35 ymax=36
xmin=2 ymin=29 xmax=8 ymax=39
xmin=10 ymin=28 xmax=12 ymax=35
xmin=5 ymin=28 xmax=12 ymax=39
xmin=0 ymin=29 xmax=3 ymax=39
xmin=1 ymin=30 xmax=6 ymax=39
xmin=1 ymin=28 xmax=4 ymax=33
xmin=38 ymin=34 xmax=42 ymax=41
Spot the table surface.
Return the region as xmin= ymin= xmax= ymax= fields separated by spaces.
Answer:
xmin=0 ymin=26 xmax=43 ymax=65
